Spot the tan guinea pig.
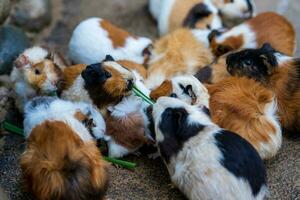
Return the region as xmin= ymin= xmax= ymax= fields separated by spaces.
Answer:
xmin=158 ymin=0 xmax=223 ymax=36
xmin=10 ymin=46 xmax=66 ymax=111
xmin=209 ymin=12 xmax=296 ymax=57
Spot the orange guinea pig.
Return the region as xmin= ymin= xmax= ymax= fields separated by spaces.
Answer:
xmin=209 ymin=12 xmax=296 ymax=57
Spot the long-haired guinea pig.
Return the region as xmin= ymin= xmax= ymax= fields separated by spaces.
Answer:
xmin=10 ymin=46 xmax=66 ymax=111
xmin=69 ymin=18 xmax=152 ymax=65
xmin=158 ymin=0 xmax=223 ymax=36
xmin=209 ymin=12 xmax=296 ymax=57
xmin=150 ymin=75 xmax=282 ymax=159
xmin=212 ymin=0 xmax=255 ymax=26
xmin=146 ymin=28 xmax=214 ymax=90
xmin=152 ymin=97 xmax=268 ymax=200
xmin=21 ymin=96 xmax=108 ymax=200
xmin=226 ymin=44 xmax=300 ymax=134
xmin=150 ymin=75 xmax=210 ymax=107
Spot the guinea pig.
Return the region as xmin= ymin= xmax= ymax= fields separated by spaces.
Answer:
xmin=158 ymin=0 xmax=223 ymax=36
xmin=209 ymin=12 xmax=296 ymax=57
xmin=226 ymin=44 xmax=300 ymax=134
xmin=212 ymin=0 xmax=255 ymax=26
xmin=10 ymin=46 xmax=65 ymax=111
xmin=146 ymin=28 xmax=214 ymax=90
xmin=69 ymin=18 xmax=152 ymax=65
xmin=152 ymin=97 xmax=268 ymax=200
xmin=150 ymin=75 xmax=210 ymax=107
xmin=150 ymin=75 xmax=282 ymax=159
xmin=21 ymin=96 xmax=108 ymax=200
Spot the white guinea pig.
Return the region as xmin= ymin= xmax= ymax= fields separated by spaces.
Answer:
xmin=69 ymin=18 xmax=152 ymax=65
xmin=152 ymin=97 xmax=268 ymax=200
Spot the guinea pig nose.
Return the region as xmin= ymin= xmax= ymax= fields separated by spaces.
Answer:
xmin=127 ymin=79 xmax=134 ymax=90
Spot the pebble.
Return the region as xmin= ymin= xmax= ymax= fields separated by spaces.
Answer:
xmin=11 ymin=0 xmax=52 ymax=32
xmin=0 ymin=0 xmax=11 ymax=24
xmin=0 ymin=26 xmax=30 ymax=75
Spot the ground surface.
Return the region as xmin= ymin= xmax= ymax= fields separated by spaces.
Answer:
xmin=0 ymin=0 xmax=300 ymax=199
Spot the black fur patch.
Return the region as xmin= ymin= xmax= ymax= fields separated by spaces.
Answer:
xmin=146 ymin=106 xmax=155 ymax=141
xmin=28 ymin=96 xmax=57 ymax=109
xmin=246 ymin=0 xmax=254 ymax=17
xmin=215 ymin=130 xmax=267 ymax=196
xmin=208 ymin=29 xmax=222 ymax=43
xmin=226 ymin=43 xmax=278 ymax=82
xmin=183 ymin=3 xmax=211 ymax=28
xmin=158 ymin=107 xmax=204 ymax=163
xmin=194 ymin=65 xmax=212 ymax=83
xmin=104 ymin=55 xmax=115 ymax=62
xmin=201 ymin=106 xmax=211 ymax=117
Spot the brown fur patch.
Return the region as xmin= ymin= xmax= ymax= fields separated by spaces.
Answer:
xmin=211 ymin=35 xmax=244 ymax=57
xmin=100 ymin=20 xmax=132 ymax=48
xmin=150 ymin=80 xmax=173 ymax=101
xmin=208 ymin=77 xmax=278 ymax=155
xmin=61 ymin=64 xmax=86 ymax=90
xmin=248 ymin=12 xmax=296 ymax=56
xmin=20 ymin=120 xmax=108 ymax=200
xmin=74 ymin=111 xmax=87 ymax=122
xmin=117 ymin=60 xmax=147 ymax=79
xmin=27 ymin=62 xmax=47 ymax=89
xmin=147 ymin=29 xmax=213 ymax=88
xmin=105 ymin=112 xmax=148 ymax=150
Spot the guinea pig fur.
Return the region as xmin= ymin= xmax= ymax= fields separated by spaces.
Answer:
xmin=69 ymin=18 xmax=152 ymax=65
xmin=226 ymin=44 xmax=300 ymax=134
xmin=150 ymin=75 xmax=282 ymax=159
xmin=158 ymin=0 xmax=223 ymax=36
xmin=145 ymin=28 xmax=214 ymax=90
xmin=212 ymin=0 xmax=255 ymax=26
xmin=150 ymin=75 xmax=210 ymax=107
xmin=152 ymin=97 xmax=268 ymax=200
xmin=209 ymin=12 xmax=296 ymax=57
xmin=10 ymin=46 xmax=65 ymax=111
xmin=21 ymin=97 xmax=108 ymax=200
xmin=149 ymin=0 xmax=162 ymax=21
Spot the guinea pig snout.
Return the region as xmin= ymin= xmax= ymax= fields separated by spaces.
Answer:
xmin=81 ymin=63 xmax=108 ymax=85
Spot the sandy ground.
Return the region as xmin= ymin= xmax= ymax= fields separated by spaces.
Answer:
xmin=0 ymin=0 xmax=299 ymax=199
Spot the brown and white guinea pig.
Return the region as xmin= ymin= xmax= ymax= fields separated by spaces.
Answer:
xmin=152 ymin=97 xmax=268 ymax=200
xmin=10 ymin=46 xmax=65 ymax=111
xmin=209 ymin=12 xmax=296 ymax=57
xmin=211 ymin=0 xmax=255 ymax=26
xmin=21 ymin=96 xmax=108 ymax=200
xmin=158 ymin=0 xmax=223 ymax=36
xmin=226 ymin=44 xmax=300 ymax=134
xmin=151 ymin=75 xmax=282 ymax=159
xmin=69 ymin=18 xmax=152 ymax=65
xmin=150 ymin=75 xmax=210 ymax=107
xmin=146 ymin=28 xmax=214 ymax=90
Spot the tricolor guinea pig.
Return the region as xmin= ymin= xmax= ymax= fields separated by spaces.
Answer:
xmin=158 ymin=0 xmax=223 ymax=36
xmin=212 ymin=0 xmax=255 ymax=26
xmin=226 ymin=44 xmax=300 ymax=134
xmin=150 ymin=75 xmax=210 ymax=107
xmin=150 ymin=75 xmax=282 ymax=159
xmin=69 ymin=18 xmax=152 ymax=65
xmin=209 ymin=12 xmax=296 ymax=57
xmin=152 ymin=97 xmax=268 ymax=200
xmin=10 ymin=46 xmax=66 ymax=111
xmin=21 ymin=97 xmax=108 ymax=200
xmin=146 ymin=28 xmax=214 ymax=90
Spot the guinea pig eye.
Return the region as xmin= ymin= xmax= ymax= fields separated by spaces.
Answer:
xmin=230 ymin=0 xmax=234 ymax=3
xmin=170 ymin=93 xmax=178 ymax=98
xmin=104 ymin=71 xmax=112 ymax=78
xmin=243 ymin=60 xmax=253 ymax=67
xmin=34 ymin=69 xmax=41 ymax=75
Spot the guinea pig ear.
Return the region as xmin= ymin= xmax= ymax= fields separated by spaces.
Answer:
xmin=261 ymin=43 xmax=275 ymax=52
xmin=104 ymin=55 xmax=115 ymax=62
xmin=49 ymin=52 xmax=68 ymax=70
xmin=150 ymin=80 xmax=173 ymax=101
xmin=14 ymin=55 xmax=30 ymax=68
xmin=216 ymin=44 xmax=233 ymax=56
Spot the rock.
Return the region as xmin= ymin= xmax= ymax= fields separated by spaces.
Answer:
xmin=0 ymin=0 xmax=11 ymax=24
xmin=0 ymin=26 xmax=30 ymax=75
xmin=0 ymin=86 xmax=14 ymax=122
xmin=11 ymin=0 xmax=52 ymax=32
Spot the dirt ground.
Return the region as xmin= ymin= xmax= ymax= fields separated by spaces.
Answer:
xmin=0 ymin=0 xmax=299 ymax=199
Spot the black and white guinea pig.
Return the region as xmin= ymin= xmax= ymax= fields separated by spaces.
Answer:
xmin=158 ymin=0 xmax=223 ymax=36
xmin=69 ymin=18 xmax=152 ymax=65
xmin=152 ymin=97 xmax=268 ymax=200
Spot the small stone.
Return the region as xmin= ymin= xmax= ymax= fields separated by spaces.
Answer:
xmin=0 ymin=0 xmax=11 ymax=24
xmin=0 ymin=86 xmax=14 ymax=122
xmin=11 ymin=0 xmax=52 ymax=32
xmin=0 ymin=26 xmax=30 ymax=75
